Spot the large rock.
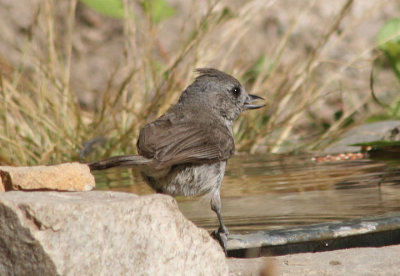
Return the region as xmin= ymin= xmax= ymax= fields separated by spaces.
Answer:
xmin=0 ymin=163 xmax=95 ymax=192
xmin=0 ymin=191 xmax=228 ymax=275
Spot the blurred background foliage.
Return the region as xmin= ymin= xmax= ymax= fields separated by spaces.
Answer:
xmin=0 ymin=0 xmax=399 ymax=165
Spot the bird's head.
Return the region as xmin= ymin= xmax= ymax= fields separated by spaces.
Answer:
xmin=178 ymin=68 xmax=264 ymax=123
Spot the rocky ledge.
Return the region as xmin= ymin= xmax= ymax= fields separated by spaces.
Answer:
xmin=0 ymin=191 xmax=228 ymax=275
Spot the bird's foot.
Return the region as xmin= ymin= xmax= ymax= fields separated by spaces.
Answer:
xmin=211 ymin=227 xmax=229 ymax=255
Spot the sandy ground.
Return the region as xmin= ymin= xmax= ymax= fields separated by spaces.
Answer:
xmin=228 ymin=244 xmax=400 ymax=276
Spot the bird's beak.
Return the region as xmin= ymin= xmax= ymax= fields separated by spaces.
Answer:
xmin=244 ymin=94 xmax=265 ymax=110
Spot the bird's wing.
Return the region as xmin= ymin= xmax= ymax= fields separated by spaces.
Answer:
xmin=137 ymin=119 xmax=234 ymax=168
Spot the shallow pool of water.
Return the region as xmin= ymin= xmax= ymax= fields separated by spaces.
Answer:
xmin=93 ymin=154 xmax=400 ymax=234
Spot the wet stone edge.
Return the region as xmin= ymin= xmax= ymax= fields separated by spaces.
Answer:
xmin=227 ymin=212 xmax=400 ymax=256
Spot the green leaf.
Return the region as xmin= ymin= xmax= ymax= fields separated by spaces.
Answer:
xmin=350 ymin=140 xmax=400 ymax=147
xmin=80 ymin=0 xmax=125 ymax=19
xmin=366 ymin=114 xmax=399 ymax=123
xmin=378 ymin=19 xmax=400 ymax=54
xmin=377 ymin=19 xmax=400 ymax=81
xmin=141 ymin=0 xmax=175 ymax=24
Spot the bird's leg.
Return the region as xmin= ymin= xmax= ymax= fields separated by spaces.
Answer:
xmin=210 ymin=190 xmax=229 ymax=254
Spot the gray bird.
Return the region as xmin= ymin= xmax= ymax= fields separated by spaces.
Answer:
xmin=88 ymin=68 xmax=264 ymax=253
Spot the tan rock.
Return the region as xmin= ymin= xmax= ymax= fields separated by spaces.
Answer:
xmin=0 ymin=163 xmax=94 ymax=191
xmin=0 ymin=191 xmax=228 ymax=276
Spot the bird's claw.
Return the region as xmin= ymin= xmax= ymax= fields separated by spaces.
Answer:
xmin=211 ymin=228 xmax=229 ymax=255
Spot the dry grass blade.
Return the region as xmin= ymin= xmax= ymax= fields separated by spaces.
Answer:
xmin=0 ymin=0 xmax=396 ymax=165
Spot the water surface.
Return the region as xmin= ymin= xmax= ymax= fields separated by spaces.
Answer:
xmin=93 ymin=154 xmax=400 ymax=234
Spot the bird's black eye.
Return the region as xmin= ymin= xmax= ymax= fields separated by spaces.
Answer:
xmin=230 ymin=86 xmax=241 ymax=97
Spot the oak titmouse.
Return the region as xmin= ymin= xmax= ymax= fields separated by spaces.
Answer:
xmin=89 ymin=68 xmax=264 ymax=253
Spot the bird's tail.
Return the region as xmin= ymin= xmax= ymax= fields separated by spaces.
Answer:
xmin=88 ymin=155 xmax=151 ymax=170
